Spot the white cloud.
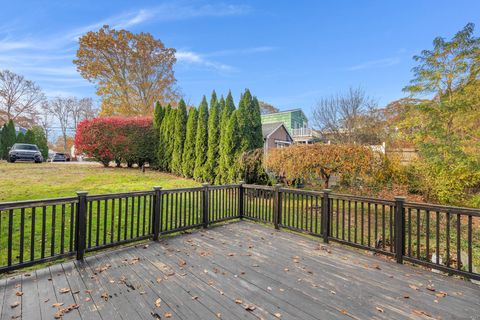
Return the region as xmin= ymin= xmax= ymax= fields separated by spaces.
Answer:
xmin=176 ymin=50 xmax=235 ymax=72
xmin=347 ymin=57 xmax=400 ymax=71
xmin=205 ymin=46 xmax=276 ymax=57
xmin=0 ymin=39 xmax=35 ymax=51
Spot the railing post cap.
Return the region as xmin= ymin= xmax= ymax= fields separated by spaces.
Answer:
xmin=153 ymin=186 xmax=162 ymax=191
xmin=76 ymin=191 xmax=88 ymax=196
xmin=275 ymin=183 xmax=283 ymax=188
xmin=239 ymin=180 xmax=246 ymax=185
xmin=202 ymin=183 xmax=210 ymax=187
xmin=322 ymin=189 xmax=332 ymax=193
xmin=394 ymin=196 xmax=406 ymax=202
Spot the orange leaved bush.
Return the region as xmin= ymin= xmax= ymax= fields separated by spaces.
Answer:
xmin=265 ymin=143 xmax=373 ymax=188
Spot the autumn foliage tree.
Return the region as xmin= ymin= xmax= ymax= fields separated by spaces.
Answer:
xmin=265 ymin=143 xmax=374 ymax=188
xmin=74 ymin=26 xmax=178 ymax=116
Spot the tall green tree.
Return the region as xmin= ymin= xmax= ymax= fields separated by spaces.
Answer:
xmin=153 ymin=102 xmax=165 ymax=167
xmin=30 ymin=126 xmax=48 ymax=160
xmin=216 ymin=91 xmax=236 ymax=184
xmin=223 ymin=110 xmax=242 ymax=182
xmin=158 ymin=105 xmax=174 ymax=171
xmin=171 ymin=99 xmax=188 ymax=175
xmin=16 ymin=131 xmax=25 ymax=143
xmin=2 ymin=120 xmax=16 ymax=159
xmin=205 ymin=91 xmax=220 ymax=183
xmin=24 ymin=129 xmax=36 ymax=144
xmin=193 ymin=96 xmax=209 ymax=181
xmin=182 ymin=107 xmax=198 ymax=178
xmin=237 ymin=89 xmax=263 ymax=152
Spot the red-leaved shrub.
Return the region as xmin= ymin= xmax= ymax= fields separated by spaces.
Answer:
xmin=75 ymin=117 xmax=155 ymax=167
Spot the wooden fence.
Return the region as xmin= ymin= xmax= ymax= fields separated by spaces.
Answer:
xmin=0 ymin=183 xmax=479 ymax=281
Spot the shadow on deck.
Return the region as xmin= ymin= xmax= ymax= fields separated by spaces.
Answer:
xmin=1 ymin=222 xmax=479 ymax=320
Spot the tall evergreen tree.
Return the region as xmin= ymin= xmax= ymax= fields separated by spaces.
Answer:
xmin=223 ymin=110 xmax=242 ymax=182
xmin=171 ymin=99 xmax=188 ymax=175
xmin=153 ymin=102 xmax=165 ymax=167
xmin=205 ymin=91 xmax=220 ymax=183
xmin=16 ymin=132 xmax=25 ymax=143
xmin=2 ymin=121 xmax=16 ymax=160
xmin=182 ymin=107 xmax=198 ymax=178
xmin=24 ymin=129 xmax=36 ymax=144
xmin=216 ymin=91 xmax=236 ymax=184
xmin=31 ymin=126 xmax=48 ymax=160
xmin=158 ymin=105 xmax=173 ymax=171
xmin=193 ymin=96 xmax=209 ymax=181
xmin=165 ymin=105 xmax=177 ymax=172
xmin=237 ymin=89 xmax=263 ymax=152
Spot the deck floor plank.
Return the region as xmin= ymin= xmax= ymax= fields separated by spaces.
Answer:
xmin=1 ymin=221 xmax=479 ymax=320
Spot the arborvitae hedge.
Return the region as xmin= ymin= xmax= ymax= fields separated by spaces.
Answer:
xmin=111 ymin=89 xmax=267 ymax=183
xmin=182 ymin=107 xmax=198 ymax=178
xmin=171 ymin=99 xmax=187 ymax=175
xmin=193 ymin=96 xmax=209 ymax=182
xmin=205 ymin=91 xmax=220 ymax=183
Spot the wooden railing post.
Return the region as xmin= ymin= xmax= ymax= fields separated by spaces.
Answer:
xmin=202 ymin=183 xmax=210 ymax=228
xmin=322 ymin=189 xmax=331 ymax=243
xmin=152 ymin=186 xmax=162 ymax=241
xmin=76 ymin=191 xmax=88 ymax=260
xmin=238 ymin=181 xmax=245 ymax=219
xmin=394 ymin=196 xmax=406 ymax=264
xmin=273 ymin=184 xmax=282 ymax=229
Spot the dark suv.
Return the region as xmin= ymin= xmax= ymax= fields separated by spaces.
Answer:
xmin=8 ymin=143 xmax=44 ymax=163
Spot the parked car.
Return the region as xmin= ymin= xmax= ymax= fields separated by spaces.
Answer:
xmin=7 ymin=143 xmax=43 ymax=163
xmin=49 ymin=152 xmax=70 ymax=162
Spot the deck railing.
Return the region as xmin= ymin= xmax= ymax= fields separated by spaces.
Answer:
xmin=1 ymin=183 xmax=479 ymax=281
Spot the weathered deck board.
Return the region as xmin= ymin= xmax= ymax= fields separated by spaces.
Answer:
xmin=1 ymin=221 xmax=479 ymax=320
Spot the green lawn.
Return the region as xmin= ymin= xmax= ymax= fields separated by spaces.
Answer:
xmin=0 ymin=161 xmax=199 ymax=202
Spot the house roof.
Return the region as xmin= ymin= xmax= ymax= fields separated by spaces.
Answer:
xmin=262 ymin=122 xmax=293 ymax=141
xmin=261 ymin=108 xmax=307 ymax=119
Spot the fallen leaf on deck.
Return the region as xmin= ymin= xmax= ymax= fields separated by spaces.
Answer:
xmin=101 ymin=292 xmax=109 ymax=301
xmin=413 ymin=310 xmax=432 ymax=317
xmin=10 ymin=301 xmax=20 ymax=308
xmin=165 ymin=312 xmax=172 ymax=318
xmin=426 ymin=286 xmax=436 ymax=292
xmin=15 ymin=291 xmax=23 ymax=296
xmin=245 ymin=305 xmax=256 ymax=311
xmin=409 ymin=284 xmax=419 ymax=291
xmin=155 ymin=298 xmax=162 ymax=307
xmin=59 ymin=288 xmax=70 ymax=294
xmin=192 ymin=296 xmax=198 ymax=300
xmin=178 ymin=260 xmax=187 ymax=267
xmin=436 ymin=291 xmax=447 ymax=298
xmin=216 ymin=312 xmax=222 ymax=318
xmin=228 ymin=253 xmax=235 ymax=256
xmin=235 ymin=299 xmax=243 ymax=304
xmin=156 ymin=277 xmax=162 ymax=283
xmin=274 ymin=312 xmax=282 ymax=318
xmin=52 ymin=302 xmax=64 ymax=308
xmin=376 ymin=307 xmax=384 ymax=313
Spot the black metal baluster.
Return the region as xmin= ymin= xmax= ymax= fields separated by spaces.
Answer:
xmin=367 ymin=203 xmax=371 ymax=247
xmin=416 ymin=209 xmax=420 ymax=259
xmin=407 ymin=208 xmax=411 ymax=257
xmin=426 ymin=210 xmax=430 ymax=260
xmin=31 ymin=207 xmax=36 ymax=261
xmin=130 ymin=197 xmax=135 ymax=239
xmin=137 ymin=196 xmax=141 ymax=237
xmin=103 ymin=199 xmax=108 ymax=244
xmin=60 ymin=204 xmax=65 ymax=254
xmin=117 ymin=198 xmax=122 ymax=242
xmin=446 ymin=211 xmax=450 ymax=267
xmin=51 ymin=205 xmax=56 ymax=256
xmin=361 ymin=202 xmax=364 ymax=245
xmin=88 ymin=201 xmax=92 ymax=248
xmin=456 ymin=213 xmax=461 ymax=270
xmin=143 ymin=195 xmax=147 ymax=235
xmin=354 ymin=201 xmax=358 ymax=243
xmin=389 ymin=205 xmax=393 ymax=252
xmin=41 ymin=206 xmax=46 ymax=259
xmin=20 ymin=208 xmax=25 ymax=263
xmin=8 ymin=209 xmax=13 ymax=265
xmin=96 ymin=200 xmax=100 ymax=247
xmin=382 ymin=205 xmax=385 ymax=250
xmin=348 ymin=201 xmax=351 ymax=242
xmin=124 ymin=197 xmax=129 ymax=240
xmin=468 ymin=215 xmax=472 ymax=273
xmin=69 ymin=203 xmax=74 ymax=252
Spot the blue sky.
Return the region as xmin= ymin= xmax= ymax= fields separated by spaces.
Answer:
xmin=1 ymin=0 xmax=479 ymax=119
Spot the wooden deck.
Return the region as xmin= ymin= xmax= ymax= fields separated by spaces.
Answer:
xmin=1 ymin=221 xmax=479 ymax=320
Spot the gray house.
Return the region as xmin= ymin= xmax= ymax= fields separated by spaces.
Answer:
xmin=262 ymin=122 xmax=293 ymax=155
